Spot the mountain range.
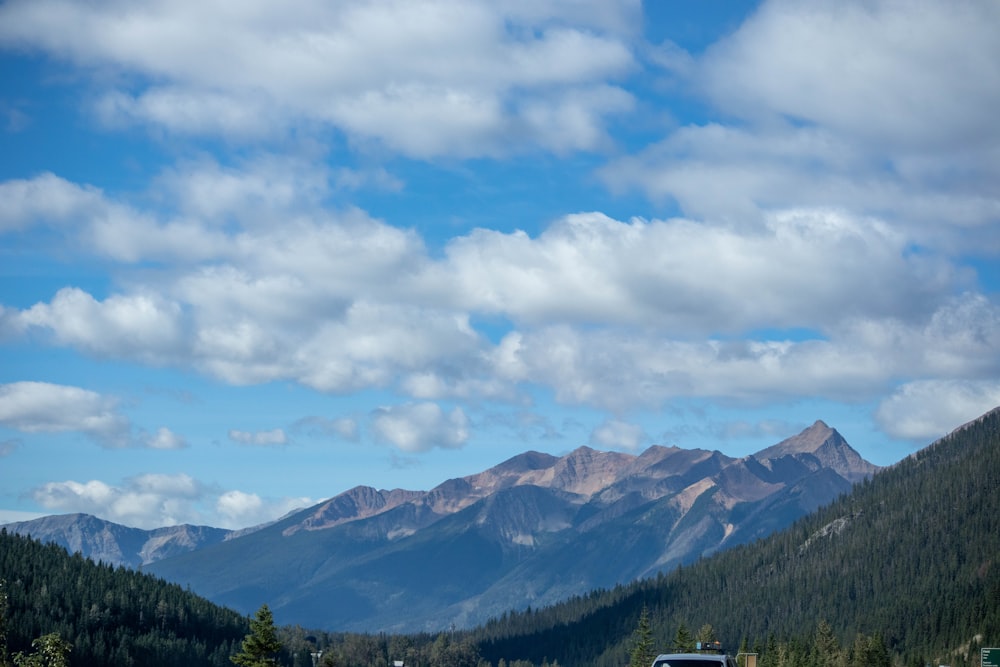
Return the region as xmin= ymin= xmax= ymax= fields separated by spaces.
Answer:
xmin=4 ymin=420 xmax=878 ymax=632
xmin=474 ymin=405 xmax=1000 ymax=667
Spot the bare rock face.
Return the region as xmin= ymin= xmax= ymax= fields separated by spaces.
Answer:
xmin=1 ymin=514 xmax=231 ymax=568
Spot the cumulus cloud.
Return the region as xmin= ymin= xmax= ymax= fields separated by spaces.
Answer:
xmin=31 ymin=474 xmax=199 ymax=528
xmin=228 ymin=429 xmax=288 ymax=446
xmin=697 ymin=0 xmax=1000 ymax=151
xmin=2 ymin=166 xmax=995 ymax=416
xmin=371 ymin=402 xmax=470 ymax=452
xmin=0 ymin=382 xmax=188 ymax=449
xmin=603 ymin=0 xmax=1000 ymax=251
xmin=0 ymin=172 xmax=105 ymax=232
xmin=0 ymin=381 xmax=131 ymax=447
xmin=876 ymin=380 xmax=1000 ymax=442
xmin=589 ymin=419 xmax=646 ymax=451
xmin=482 ymin=291 xmax=1000 ymax=412
xmin=441 ymin=209 xmax=962 ymax=331
xmin=0 ymin=0 xmax=639 ymax=157
xmin=19 ymin=288 xmax=185 ymax=363
xmin=216 ymin=491 xmax=312 ymax=528
xmin=0 ymin=0 xmax=998 ymax=460
xmin=30 ymin=473 xmax=314 ymax=530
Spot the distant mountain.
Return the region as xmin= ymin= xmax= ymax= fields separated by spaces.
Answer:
xmin=0 ymin=513 xmax=237 ymax=568
xmin=473 ymin=406 xmax=1000 ymax=667
xmin=143 ymin=420 xmax=878 ymax=632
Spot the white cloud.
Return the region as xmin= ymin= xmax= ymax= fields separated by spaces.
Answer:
xmin=589 ymin=419 xmax=646 ymax=451
xmin=29 ymin=473 xmax=314 ymax=529
xmin=0 ymin=172 xmax=104 ymax=232
xmin=20 ymin=288 xmax=185 ymax=364
xmin=228 ymin=428 xmax=288 ymax=446
xmin=216 ymin=490 xmax=312 ymax=529
xmin=3 ymin=162 xmax=996 ymax=417
xmin=215 ymin=490 xmax=264 ymax=525
xmin=601 ymin=0 xmax=1000 ymax=254
xmin=96 ymin=88 xmax=282 ymax=139
xmin=0 ymin=381 xmax=130 ymax=447
xmin=143 ymin=427 xmax=188 ymax=450
xmin=698 ymin=0 xmax=1000 ymax=151
xmin=371 ymin=402 xmax=470 ymax=453
xmin=32 ymin=475 xmax=203 ymax=528
xmin=0 ymin=0 xmax=639 ymax=157
xmin=443 ymin=209 xmax=962 ymax=332
xmin=486 ymin=292 xmax=1000 ymax=412
xmin=601 ymin=122 xmax=1000 ymax=238
xmin=0 ymin=382 xmax=189 ymax=450
xmin=876 ymin=380 xmax=1000 ymax=442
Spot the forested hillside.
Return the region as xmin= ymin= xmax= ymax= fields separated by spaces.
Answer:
xmin=0 ymin=530 xmax=248 ymax=667
xmin=473 ymin=408 xmax=1000 ymax=667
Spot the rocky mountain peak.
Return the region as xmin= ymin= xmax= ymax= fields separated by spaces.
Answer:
xmin=756 ymin=420 xmax=836 ymax=457
xmin=753 ymin=421 xmax=879 ymax=482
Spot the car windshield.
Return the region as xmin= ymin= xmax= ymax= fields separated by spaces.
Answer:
xmin=654 ymin=661 xmax=723 ymax=667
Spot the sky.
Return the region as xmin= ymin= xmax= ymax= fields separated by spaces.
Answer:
xmin=1 ymin=0 xmax=999 ymax=530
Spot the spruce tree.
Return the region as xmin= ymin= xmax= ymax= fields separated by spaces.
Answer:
xmin=629 ymin=607 xmax=656 ymax=667
xmin=231 ymin=604 xmax=282 ymax=667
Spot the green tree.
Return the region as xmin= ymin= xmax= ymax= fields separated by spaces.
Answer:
xmin=812 ymin=620 xmax=841 ymax=667
xmin=231 ymin=604 xmax=283 ymax=667
xmin=12 ymin=633 xmax=72 ymax=667
xmin=849 ymin=633 xmax=889 ymax=667
xmin=629 ymin=607 xmax=656 ymax=667
xmin=673 ymin=624 xmax=695 ymax=653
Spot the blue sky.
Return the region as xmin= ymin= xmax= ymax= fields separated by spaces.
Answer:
xmin=1 ymin=0 xmax=999 ymax=530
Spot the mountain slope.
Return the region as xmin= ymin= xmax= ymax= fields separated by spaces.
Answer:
xmin=474 ymin=407 xmax=1000 ymax=667
xmin=0 ymin=513 xmax=234 ymax=568
xmin=0 ymin=529 xmax=248 ymax=667
xmin=147 ymin=420 xmax=877 ymax=631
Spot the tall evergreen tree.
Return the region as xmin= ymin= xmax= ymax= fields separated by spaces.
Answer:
xmin=231 ymin=605 xmax=282 ymax=667
xmin=629 ymin=607 xmax=656 ymax=667
xmin=812 ymin=620 xmax=841 ymax=667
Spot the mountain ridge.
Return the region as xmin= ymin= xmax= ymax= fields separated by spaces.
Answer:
xmin=5 ymin=421 xmax=879 ymax=632
xmin=144 ymin=422 xmax=878 ymax=631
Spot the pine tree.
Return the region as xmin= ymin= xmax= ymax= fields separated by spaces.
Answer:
xmin=231 ymin=604 xmax=282 ymax=667
xmin=629 ymin=607 xmax=656 ymax=667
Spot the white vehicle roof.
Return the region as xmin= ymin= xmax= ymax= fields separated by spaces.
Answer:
xmin=651 ymin=653 xmax=735 ymax=667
